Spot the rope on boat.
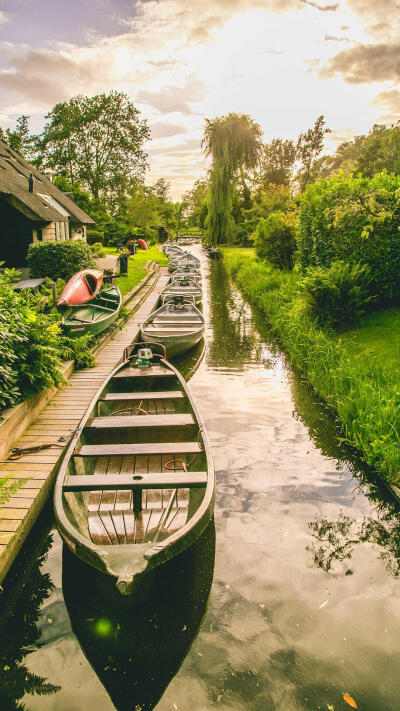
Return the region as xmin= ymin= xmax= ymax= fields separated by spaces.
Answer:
xmin=6 ymin=426 xmax=83 ymax=461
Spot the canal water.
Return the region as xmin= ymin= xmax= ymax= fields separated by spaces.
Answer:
xmin=1 ymin=249 xmax=400 ymax=710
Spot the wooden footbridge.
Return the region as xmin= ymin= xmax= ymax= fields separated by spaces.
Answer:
xmin=0 ymin=267 xmax=170 ymax=586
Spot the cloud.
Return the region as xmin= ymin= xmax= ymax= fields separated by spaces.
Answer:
xmin=298 ymin=0 xmax=338 ymax=10
xmin=150 ymin=121 xmax=188 ymax=138
xmin=373 ymin=89 xmax=400 ymax=119
xmin=323 ymin=34 xmax=351 ymax=42
xmin=321 ymin=42 xmax=400 ymax=83
xmin=138 ymin=79 xmax=206 ymax=115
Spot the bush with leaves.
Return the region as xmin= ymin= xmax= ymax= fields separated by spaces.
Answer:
xmin=90 ymin=242 xmax=106 ymax=258
xmin=298 ymin=171 xmax=400 ymax=303
xmin=253 ymin=210 xmax=297 ymax=270
xmin=27 ymin=240 xmax=96 ymax=281
xmin=86 ymin=230 xmax=104 ymax=245
xmin=301 ymin=261 xmax=375 ymax=327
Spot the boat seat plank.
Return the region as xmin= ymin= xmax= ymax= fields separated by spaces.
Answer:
xmin=86 ymin=413 xmax=195 ymax=429
xmin=112 ymin=366 xmax=174 ymax=379
xmin=144 ymin=327 xmax=201 ymax=332
xmin=100 ymin=391 xmax=184 ymax=402
xmin=76 ymin=442 xmax=202 ymax=457
xmin=65 ymin=472 xmax=208 ymax=491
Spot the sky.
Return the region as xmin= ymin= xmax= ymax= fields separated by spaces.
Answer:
xmin=0 ymin=0 xmax=399 ymax=199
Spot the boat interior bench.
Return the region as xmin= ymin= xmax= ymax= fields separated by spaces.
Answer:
xmin=71 ymin=449 xmax=205 ymax=545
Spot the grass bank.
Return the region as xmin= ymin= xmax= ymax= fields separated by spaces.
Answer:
xmin=222 ymin=248 xmax=400 ymax=485
xmin=106 ymin=245 xmax=167 ymax=297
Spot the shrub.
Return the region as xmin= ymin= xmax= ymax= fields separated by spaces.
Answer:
xmin=301 ymin=261 xmax=374 ymax=327
xmin=27 ymin=241 xmax=96 ymax=281
xmin=0 ymin=266 xmax=65 ymax=411
xmin=253 ymin=211 xmax=297 ymax=270
xmin=298 ymin=171 xmax=400 ymax=303
xmin=86 ymin=230 xmax=104 ymax=246
xmin=90 ymin=242 xmax=106 ymax=258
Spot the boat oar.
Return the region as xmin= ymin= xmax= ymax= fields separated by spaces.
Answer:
xmin=152 ymin=489 xmax=178 ymax=544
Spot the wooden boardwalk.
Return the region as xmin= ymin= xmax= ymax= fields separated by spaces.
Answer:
xmin=0 ymin=267 xmax=170 ymax=585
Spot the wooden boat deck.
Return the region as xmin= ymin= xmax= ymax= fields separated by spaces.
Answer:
xmin=0 ymin=266 xmax=171 ymax=585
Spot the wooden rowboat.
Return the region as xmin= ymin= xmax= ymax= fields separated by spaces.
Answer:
xmin=161 ymin=275 xmax=202 ymax=305
xmin=60 ymin=285 xmax=122 ymax=338
xmin=172 ymin=266 xmax=202 ymax=283
xmin=141 ymin=296 xmax=205 ymax=359
xmin=58 ymin=269 xmax=104 ymax=306
xmin=54 ymin=342 xmax=215 ymax=595
xmin=168 ymin=255 xmax=200 ymax=274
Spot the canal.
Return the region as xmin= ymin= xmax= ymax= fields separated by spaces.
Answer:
xmin=1 ymin=249 xmax=400 ymax=710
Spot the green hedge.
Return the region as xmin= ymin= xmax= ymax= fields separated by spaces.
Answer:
xmin=86 ymin=230 xmax=104 ymax=246
xmin=27 ymin=240 xmax=96 ymax=281
xmin=298 ymin=171 xmax=400 ymax=303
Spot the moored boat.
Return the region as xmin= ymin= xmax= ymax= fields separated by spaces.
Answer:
xmin=60 ymin=285 xmax=122 ymax=338
xmin=141 ymin=296 xmax=205 ymax=358
xmin=54 ymin=342 xmax=215 ymax=594
xmin=57 ymin=269 xmax=104 ymax=306
xmin=161 ymin=274 xmax=202 ymax=305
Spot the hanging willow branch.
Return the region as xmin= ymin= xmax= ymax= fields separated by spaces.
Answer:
xmin=202 ymin=113 xmax=263 ymax=245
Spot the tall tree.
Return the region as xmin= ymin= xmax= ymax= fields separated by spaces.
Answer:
xmin=38 ymin=91 xmax=150 ymax=201
xmin=257 ymin=138 xmax=297 ymax=187
xmin=202 ymin=113 xmax=263 ymax=244
xmin=0 ymin=115 xmax=34 ymax=159
xmin=296 ymin=115 xmax=330 ymax=191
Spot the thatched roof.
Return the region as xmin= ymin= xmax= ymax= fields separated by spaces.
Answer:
xmin=0 ymin=140 xmax=95 ymax=224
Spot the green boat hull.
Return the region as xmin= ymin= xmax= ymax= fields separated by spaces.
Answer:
xmin=61 ymin=285 xmax=122 ymax=338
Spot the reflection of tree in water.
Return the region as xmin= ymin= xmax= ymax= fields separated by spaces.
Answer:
xmin=207 ymin=260 xmax=279 ymax=370
xmin=207 ymin=260 xmax=256 ymax=368
xmin=287 ymin=351 xmax=400 ymax=580
xmin=308 ymin=509 xmax=400 ymax=578
xmin=0 ymin=520 xmax=60 ymax=710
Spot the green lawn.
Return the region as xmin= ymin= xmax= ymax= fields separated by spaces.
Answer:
xmin=340 ymin=308 xmax=400 ymax=371
xmin=106 ymin=245 xmax=168 ymax=267
xmin=107 ymin=245 xmax=168 ymax=297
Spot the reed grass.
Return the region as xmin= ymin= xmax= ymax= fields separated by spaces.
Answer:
xmin=223 ymin=248 xmax=400 ymax=484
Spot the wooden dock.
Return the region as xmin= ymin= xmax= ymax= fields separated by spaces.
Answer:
xmin=0 ymin=267 xmax=170 ymax=585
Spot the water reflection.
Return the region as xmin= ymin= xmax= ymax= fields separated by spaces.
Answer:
xmin=63 ymin=520 xmax=215 ymax=711
xmin=0 ymin=512 xmax=60 ymax=710
xmin=206 ymin=261 xmax=261 ymax=370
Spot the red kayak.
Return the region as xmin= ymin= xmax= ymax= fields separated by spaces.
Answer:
xmin=57 ymin=269 xmax=104 ymax=306
xmin=138 ymin=239 xmax=148 ymax=250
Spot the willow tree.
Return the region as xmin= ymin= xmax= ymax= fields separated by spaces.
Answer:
xmin=202 ymin=113 xmax=263 ymax=244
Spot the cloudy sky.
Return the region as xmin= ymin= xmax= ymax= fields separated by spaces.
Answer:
xmin=0 ymin=0 xmax=399 ymax=198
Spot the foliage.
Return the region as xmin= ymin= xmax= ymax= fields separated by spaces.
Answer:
xmin=321 ymin=122 xmax=400 ymax=179
xmin=298 ymin=171 xmax=400 ymax=303
xmin=0 ymin=115 xmax=34 ymax=159
xmin=0 ymin=266 xmax=66 ymax=411
xmin=223 ymin=248 xmax=400 ymax=483
xmin=257 ymin=138 xmax=297 ymax=187
xmin=253 ymin=210 xmax=297 ymax=270
xmin=27 ymin=240 xmax=96 ymax=281
xmin=301 ymin=261 xmax=374 ymax=327
xmin=38 ymin=91 xmax=150 ymax=201
xmin=296 ymin=115 xmax=331 ymax=191
xmin=60 ymin=333 xmax=95 ymax=369
xmin=202 ymin=113 xmax=263 ymax=244
xmin=86 ymin=230 xmax=105 ymax=245
xmin=90 ymin=242 xmax=106 ymax=258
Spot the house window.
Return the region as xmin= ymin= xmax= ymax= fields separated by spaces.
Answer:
xmin=37 ymin=229 xmax=43 ymax=242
